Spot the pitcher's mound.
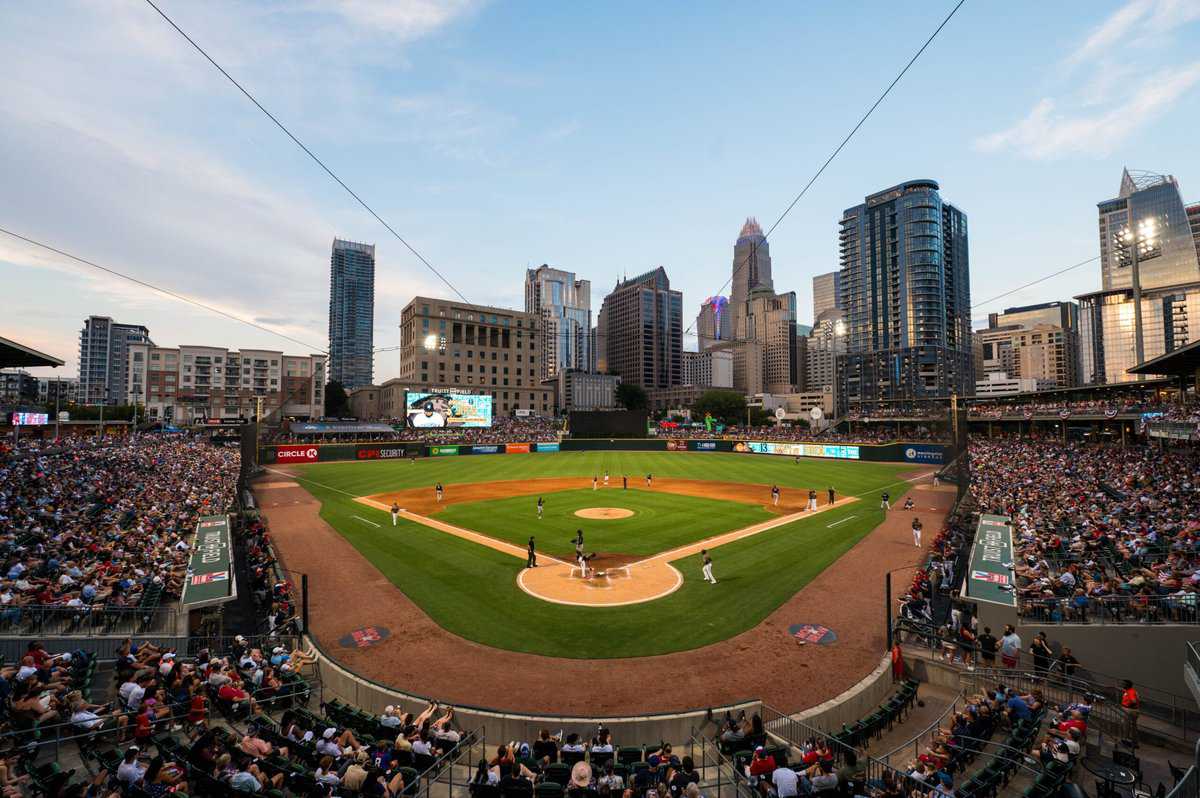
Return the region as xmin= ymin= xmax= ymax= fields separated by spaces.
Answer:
xmin=575 ymin=507 xmax=634 ymax=520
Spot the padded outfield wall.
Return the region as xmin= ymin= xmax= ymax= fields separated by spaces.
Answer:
xmin=259 ymin=438 xmax=948 ymax=464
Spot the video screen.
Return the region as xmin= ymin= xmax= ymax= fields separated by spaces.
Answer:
xmin=405 ymin=392 xmax=492 ymax=429
xmin=10 ymin=412 xmax=49 ymax=426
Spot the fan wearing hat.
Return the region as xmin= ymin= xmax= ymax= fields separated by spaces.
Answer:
xmin=747 ymin=746 xmax=776 ymax=780
xmin=567 ymin=762 xmax=594 ymax=797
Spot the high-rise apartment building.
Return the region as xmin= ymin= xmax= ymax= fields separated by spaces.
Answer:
xmin=328 ymin=238 xmax=375 ymax=390
xmin=729 ymin=218 xmax=773 ymax=335
xmin=595 ymin=267 xmax=682 ymax=389
xmin=1186 ymin=202 xmax=1200 ymax=262
xmin=682 ymin=348 xmax=733 ymax=388
xmin=695 ymin=296 xmax=732 ymax=351
xmin=812 ymin=271 xmax=842 ymax=320
xmin=977 ymin=301 xmax=1079 ymax=390
xmin=0 ymin=370 xmax=39 ymax=403
xmin=397 ymin=297 xmax=554 ymax=415
xmin=805 ymin=308 xmax=847 ymax=398
xmin=1078 ymin=170 xmax=1200 ymax=384
xmin=736 ymin=289 xmax=799 ymax=394
xmin=126 ymin=343 xmax=325 ymax=423
xmin=37 ymin=376 xmax=79 ymax=406
xmin=836 ymin=180 xmax=972 ymax=406
xmin=524 ymin=264 xmax=593 ymax=380
xmin=78 ymin=315 xmax=152 ymax=406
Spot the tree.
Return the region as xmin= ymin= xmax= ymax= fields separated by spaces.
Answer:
xmin=615 ymin=382 xmax=648 ymax=412
xmin=324 ymin=380 xmax=350 ymax=418
xmin=691 ymin=390 xmax=748 ymax=426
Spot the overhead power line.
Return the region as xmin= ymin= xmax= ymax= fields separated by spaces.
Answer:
xmin=0 ymin=226 xmax=329 ymax=354
xmin=143 ymin=0 xmax=471 ymax=306
xmin=690 ymin=0 xmax=968 ymax=334
xmin=970 ymin=255 xmax=1100 ymax=310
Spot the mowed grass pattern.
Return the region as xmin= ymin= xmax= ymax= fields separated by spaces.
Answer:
xmin=284 ymin=452 xmax=917 ymax=658
xmin=439 ymin=488 xmax=772 ymax=557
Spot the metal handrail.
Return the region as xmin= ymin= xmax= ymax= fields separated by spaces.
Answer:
xmin=878 ymin=692 xmax=963 ymax=765
xmin=1166 ymin=738 xmax=1200 ymax=798
xmin=416 ymin=726 xmax=486 ymax=798
xmin=689 ymin=726 xmax=755 ymax=798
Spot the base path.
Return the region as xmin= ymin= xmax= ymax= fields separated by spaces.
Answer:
xmin=256 ymin=470 xmax=954 ymax=716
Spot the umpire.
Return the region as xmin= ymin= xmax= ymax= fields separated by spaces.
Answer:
xmin=527 ymin=536 xmax=537 ymax=568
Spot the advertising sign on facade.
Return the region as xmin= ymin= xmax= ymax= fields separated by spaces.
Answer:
xmin=692 ymin=441 xmax=718 ymax=451
xmin=405 ymin=391 xmax=493 ymax=428
xmin=734 ymin=441 xmax=860 ymax=460
xmin=472 ymin=445 xmax=501 ymax=454
xmin=534 ymin=442 xmax=559 ymax=452
xmin=10 ymin=412 xmax=49 ymax=426
xmin=902 ymin=444 xmax=946 ymax=464
xmin=429 ymin=445 xmax=460 ymax=456
xmin=275 ymin=445 xmax=319 ymax=463
xmin=505 ymin=443 xmax=531 ymax=454
xmin=356 ymin=446 xmax=412 ymax=460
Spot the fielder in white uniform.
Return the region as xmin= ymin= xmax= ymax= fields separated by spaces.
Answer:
xmin=701 ymin=549 xmax=716 ymax=584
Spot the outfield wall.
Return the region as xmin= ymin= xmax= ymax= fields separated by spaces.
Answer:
xmin=260 ymin=439 xmax=948 ymax=465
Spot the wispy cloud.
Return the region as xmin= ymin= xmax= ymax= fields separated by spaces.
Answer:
xmin=977 ymin=0 xmax=1200 ymax=160
xmin=975 ymin=63 xmax=1200 ymax=159
xmin=327 ymin=0 xmax=484 ymax=40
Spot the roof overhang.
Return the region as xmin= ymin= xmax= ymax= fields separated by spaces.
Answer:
xmin=0 ymin=336 xmax=65 ymax=369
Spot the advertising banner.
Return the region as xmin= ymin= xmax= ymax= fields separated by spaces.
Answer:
xmin=965 ymin=514 xmax=1016 ymax=607
xmin=666 ymin=440 xmax=687 ymax=451
xmin=429 ymin=445 xmax=460 ymax=456
xmin=275 ymin=445 xmax=320 ymax=463
xmin=355 ymin=445 xmax=415 ymax=460
xmin=505 ymin=443 xmax=531 ymax=454
xmin=471 ymin=445 xmax=502 ymax=454
xmin=10 ymin=412 xmax=49 ymax=426
xmin=902 ymin=444 xmax=945 ymax=464
xmin=734 ymin=441 xmax=860 ymax=460
xmin=534 ymin=442 xmax=559 ymax=452
xmin=691 ymin=441 xmax=718 ymax=451
xmin=182 ymin=515 xmax=236 ymax=608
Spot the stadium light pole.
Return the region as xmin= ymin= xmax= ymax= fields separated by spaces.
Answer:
xmin=1116 ymin=218 xmax=1159 ymax=379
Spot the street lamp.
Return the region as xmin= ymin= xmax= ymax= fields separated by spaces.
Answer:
xmin=1113 ymin=216 xmax=1161 ymax=376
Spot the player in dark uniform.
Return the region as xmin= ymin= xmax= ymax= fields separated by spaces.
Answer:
xmin=526 ymin=537 xmax=537 ymax=568
xmin=827 ymin=487 xmax=836 ymax=505
xmin=435 ymin=482 xmax=444 ymax=503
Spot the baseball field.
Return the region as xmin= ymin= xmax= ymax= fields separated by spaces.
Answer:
xmin=269 ymin=451 xmax=922 ymax=659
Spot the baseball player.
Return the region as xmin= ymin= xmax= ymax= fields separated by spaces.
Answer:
xmin=701 ymin=549 xmax=716 ymax=584
xmin=912 ymin=517 xmax=923 ymax=548
xmin=526 ymin=537 xmax=537 ymax=568
xmin=435 ymin=482 xmax=444 ymax=503
xmin=771 ymin=485 xmax=780 ymax=506
xmin=390 ymin=502 xmax=400 ymax=527
xmin=880 ymin=491 xmax=890 ymax=511
xmin=603 ymin=470 xmax=610 ymax=486
xmin=622 ymin=475 xmax=627 ymax=490
xmin=592 ymin=475 xmax=598 ymax=491
xmin=646 ymin=473 xmax=653 ymax=487
xmin=807 ymin=489 xmax=818 ymax=511
xmin=536 ymin=496 xmax=544 ymax=519
xmin=577 ymin=549 xmax=590 ymax=579
xmin=827 ymin=487 xmax=836 ymax=506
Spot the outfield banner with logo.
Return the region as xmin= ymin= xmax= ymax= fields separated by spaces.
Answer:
xmin=534 ymin=442 xmax=559 ymax=452
xmin=274 ymin=444 xmax=320 ymax=463
xmin=429 ymin=445 xmax=460 ymax=456
xmin=354 ymin=444 xmax=420 ymax=460
xmin=182 ymin=515 xmax=237 ymax=609
xmin=965 ymin=514 xmax=1016 ymax=607
xmin=734 ymin=441 xmax=861 ymax=460
xmin=690 ymin=441 xmax=719 ymax=451
xmin=471 ymin=445 xmax=502 ymax=454
xmin=902 ymin=444 xmax=945 ymax=464
xmin=505 ymin=443 xmax=531 ymax=454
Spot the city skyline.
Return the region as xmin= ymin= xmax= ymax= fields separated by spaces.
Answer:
xmin=3 ymin=2 xmax=1200 ymax=382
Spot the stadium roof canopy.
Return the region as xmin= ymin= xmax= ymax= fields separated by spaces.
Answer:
xmin=0 ymin=336 xmax=64 ymax=369
xmin=1128 ymin=339 xmax=1200 ymax=377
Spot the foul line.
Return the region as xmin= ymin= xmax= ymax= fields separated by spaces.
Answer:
xmin=352 ymin=515 xmax=381 ymax=528
xmin=826 ymin=515 xmax=858 ymax=528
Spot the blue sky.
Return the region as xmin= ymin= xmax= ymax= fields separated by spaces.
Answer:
xmin=3 ymin=0 xmax=1199 ymax=381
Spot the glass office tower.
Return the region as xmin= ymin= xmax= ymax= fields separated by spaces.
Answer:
xmin=328 ymin=238 xmax=376 ymax=390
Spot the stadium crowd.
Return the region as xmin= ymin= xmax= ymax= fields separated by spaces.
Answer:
xmin=268 ymin=416 xmax=560 ymax=445
xmin=968 ymin=438 xmax=1200 ymax=622
xmin=967 ymin=396 xmax=1194 ymax=419
xmin=656 ymin=426 xmax=945 ymax=443
xmin=0 ymin=436 xmax=239 ymax=626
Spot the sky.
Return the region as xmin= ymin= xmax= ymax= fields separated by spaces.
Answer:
xmin=3 ymin=0 xmax=1200 ymax=382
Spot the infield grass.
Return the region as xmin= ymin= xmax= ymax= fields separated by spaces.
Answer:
xmin=284 ymin=451 xmax=920 ymax=658
xmin=439 ymin=488 xmax=771 ymax=557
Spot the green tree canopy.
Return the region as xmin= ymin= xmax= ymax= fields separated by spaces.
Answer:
xmin=324 ymin=380 xmax=350 ymax=417
xmin=691 ymin=390 xmax=747 ymax=426
xmin=615 ymin=382 xmax=648 ymax=412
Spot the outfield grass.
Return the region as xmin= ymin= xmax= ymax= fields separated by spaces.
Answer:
xmin=439 ymin=488 xmax=772 ymax=557
xmin=284 ymin=452 xmax=916 ymax=658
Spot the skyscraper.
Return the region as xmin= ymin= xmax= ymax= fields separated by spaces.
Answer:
xmin=729 ymin=218 xmax=772 ymax=334
xmin=524 ymin=264 xmax=592 ymax=380
xmin=836 ymin=179 xmax=972 ymax=406
xmin=812 ymin=271 xmax=842 ymax=320
xmin=695 ymin=296 xmax=732 ymax=351
xmin=595 ymin=267 xmax=682 ymax=389
xmin=1078 ymin=170 xmax=1200 ymax=384
xmin=78 ymin=315 xmax=152 ymax=405
xmin=977 ymin=301 xmax=1080 ymax=390
xmin=328 ymin=238 xmax=375 ymax=390
xmin=1186 ymin=201 xmax=1200 ymax=262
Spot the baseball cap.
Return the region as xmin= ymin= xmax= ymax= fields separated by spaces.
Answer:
xmin=385 ymin=705 xmax=395 ymax=714
xmin=323 ymin=727 xmax=337 ymax=739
